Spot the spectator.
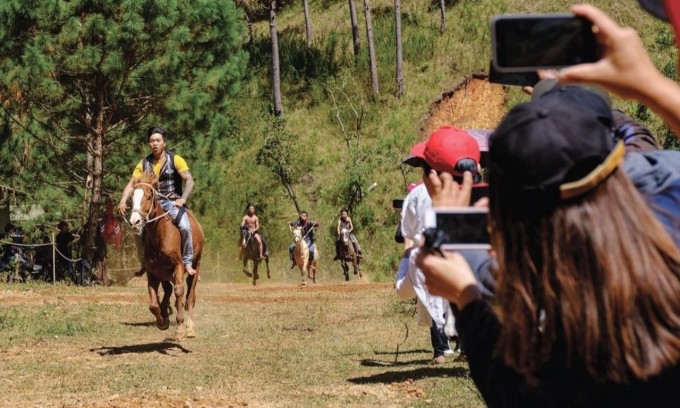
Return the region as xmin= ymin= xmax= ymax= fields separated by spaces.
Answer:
xmin=416 ymin=81 xmax=680 ymax=406
xmin=55 ymin=221 xmax=76 ymax=280
xmin=94 ymin=226 xmax=109 ymax=286
xmin=396 ymin=125 xmax=483 ymax=364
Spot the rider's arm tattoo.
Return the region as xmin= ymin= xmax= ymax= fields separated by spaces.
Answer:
xmin=180 ymin=171 xmax=194 ymax=201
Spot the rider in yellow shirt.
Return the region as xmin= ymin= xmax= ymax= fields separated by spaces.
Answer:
xmin=118 ymin=126 xmax=196 ymax=276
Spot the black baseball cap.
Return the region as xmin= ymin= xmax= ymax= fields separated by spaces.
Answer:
xmin=489 ymin=86 xmax=625 ymax=205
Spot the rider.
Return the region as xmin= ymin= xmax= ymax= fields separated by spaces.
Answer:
xmin=288 ymin=211 xmax=319 ymax=269
xmin=118 ymin=125 xmax=196 ymax=276
xmin=238 ymin=204 xmax=264 ymax=260
xmin=334 ymin=208 xmax=362 ymax=260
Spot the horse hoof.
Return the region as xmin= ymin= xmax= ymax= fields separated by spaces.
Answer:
xmin=157 ymin=316 xmax=170 ymax=331
xmin=186 ymin=327 xmax=196 ymax=338
xmin=174 ymin=327 xmax=187 ymax=342
xmin=345 ymin=275 xmax=349 ymax=282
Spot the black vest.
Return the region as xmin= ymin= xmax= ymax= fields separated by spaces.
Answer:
xmin=143 ymin=151 xmax=183 ymax=199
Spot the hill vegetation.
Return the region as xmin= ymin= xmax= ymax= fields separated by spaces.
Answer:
xmin=200 ymin=0 xmax=675 ymax=282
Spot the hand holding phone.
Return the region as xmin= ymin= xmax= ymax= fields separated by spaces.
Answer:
xmin=491 ymin=13 xmax=598 ymax=73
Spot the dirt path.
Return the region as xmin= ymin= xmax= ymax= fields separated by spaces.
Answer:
xmin=0 ymin=281 xmax=482 ymax=408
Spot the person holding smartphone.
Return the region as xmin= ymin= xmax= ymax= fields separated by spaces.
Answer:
xmin=416 ymin=84 xmax=680 ymax=406
xmin=396 ymin=126 xmax=484 ymax=364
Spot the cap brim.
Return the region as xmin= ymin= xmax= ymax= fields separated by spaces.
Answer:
xmin=639 ymin=0 xmax=667 ymax=20
xmin=402 ymin=155 xmax=427 ymax=167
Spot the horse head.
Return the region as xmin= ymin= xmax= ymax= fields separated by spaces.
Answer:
xmin=292 ymin=227 xmax=303 ymax=244
xmin=240 ymin=226 xmax=252 ymax=247
xmin=129 ymin=172 xmax=159 ymax=233
xmin=340 ymin=228 xmax=351 ymax=246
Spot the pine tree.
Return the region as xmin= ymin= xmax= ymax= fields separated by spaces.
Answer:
xmin=0 ymin=0 xmax=249 ymax=268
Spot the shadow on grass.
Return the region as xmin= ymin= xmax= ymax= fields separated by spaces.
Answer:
xmin=90 ymin=342 xmax=191 ymax=356
xmin=348 ymin=366 xmax=469 ymax=384
xmin=360 ymin=358 xmax=432 ymax=367
xmin=120 ymin=321 xmax=156 ymax=327
xmin=372 ymin=348 xmax=430 ymax=355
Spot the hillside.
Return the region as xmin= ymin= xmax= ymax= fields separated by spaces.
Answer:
xmin=107 ymin=0 xmax=674 ymax=284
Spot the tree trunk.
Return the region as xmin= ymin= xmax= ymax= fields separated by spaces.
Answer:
xmin=270 ymin=0 xmax=283 ymax=117
xmin=283 ymin=182 xmax=301 ymax=214
xmin=439 ymin=0 xmax=446 ymax=34
xmin=363 ymin=0 xmax=379 ymax=95
xmin=348 ymin=0 xmax=361 ymax=56
xmin=394 ymin=0 xmax=404 ymax=98
xmin=303 ymin=0 xmax=313 ymax=46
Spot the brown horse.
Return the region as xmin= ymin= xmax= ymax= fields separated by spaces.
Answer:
xmin=129 ymin=173 xmax=204 ymax=341
xmin=240 ymin=226 xmax=270 ymax=285
xmin=337 ymin=228 xmax=361 ymax=281
xmin=291 ymin=226 xmax=318 ymax=285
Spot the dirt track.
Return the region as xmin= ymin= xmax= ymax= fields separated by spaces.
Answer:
xmin=1 ymin=280 xmax=484 ymax=408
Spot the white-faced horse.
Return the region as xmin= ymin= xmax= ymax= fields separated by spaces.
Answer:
xmin=129 ymin=173 xmax=204 ymax=341
xmin=291 ymin=226 xmax=318 ymax=285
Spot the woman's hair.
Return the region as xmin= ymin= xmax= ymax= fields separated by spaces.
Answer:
xmin=488 ymin=168 xmax=680 ymax=384
xmin=147 ymin=125 xmax=167 ymax=141
xmin=340 ymin=208 xmax=348 ymax=215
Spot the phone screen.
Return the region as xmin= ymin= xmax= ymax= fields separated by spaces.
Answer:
xmin=431 ymin=209 xmax=490 ymax=250
xmin=492 ymin=14 xmax=597 ymax=72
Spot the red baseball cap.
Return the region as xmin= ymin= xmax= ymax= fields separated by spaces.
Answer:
xmin=423 ymin=126 xmax=481 ymax=174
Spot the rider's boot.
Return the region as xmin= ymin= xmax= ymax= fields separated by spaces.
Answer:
xmin=290 ymin=259 xmax=296 ymax=269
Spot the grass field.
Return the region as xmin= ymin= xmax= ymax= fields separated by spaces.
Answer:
xmin=0 ymin=279 xmax=483 ymax=408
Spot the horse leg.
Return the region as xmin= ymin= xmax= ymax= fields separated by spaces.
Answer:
xmin=185 ymin=263 xmax=198 ymax=338
xmin=265 ymin=256 xmax=271 ymax=279
xmin=311 ymin=262 xmax=316 ymax=284
xmin=159 ymin=281 xmax=173 ymax=330
xmin=341 ymin=259 xmax=349 ymax=281
xmin=148 ymin=274 xmax=169 ymax=330
xmin=173 ymin=263 xmax=187 ymax=341
xmin=242 ymin=257 xmax=252 ymax=278
xmin=252 ymin=260 xmax=258 ymax=286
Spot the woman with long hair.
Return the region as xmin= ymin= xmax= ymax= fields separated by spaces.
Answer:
xmin=416 ymin=84 xmax=680 ymax=406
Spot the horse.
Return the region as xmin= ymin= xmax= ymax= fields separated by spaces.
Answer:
xmin=129 ymin=173 xmax=204 ymax=341
xmin=337 ymin=227 xmax=361 ymax=281
xmin=291 ymin=226 xmax=318 ymax=285
xmin=240 ymin=227 xmax=270 ymax=285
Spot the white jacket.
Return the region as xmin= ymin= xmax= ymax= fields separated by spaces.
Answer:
xmin=395 ymin=184 xmax=455 ymax=333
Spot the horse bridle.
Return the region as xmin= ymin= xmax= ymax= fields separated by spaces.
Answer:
xmin=129 ymin=182 xmax=172 ymax=232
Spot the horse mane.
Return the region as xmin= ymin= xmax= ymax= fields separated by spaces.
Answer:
xmin=136 ymin=171 xmax=158 ymax=186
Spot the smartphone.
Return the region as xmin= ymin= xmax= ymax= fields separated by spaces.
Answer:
xmin=471 ymin=184 xmax=489 ymax=205
xmin=491 ymin=13 xmax=598 ymax=73
xmin=488 ymin=60 xmax=539 ymax=87
xmin=425 ymin=208 xmax=490 ymax=250
xmin=392 ymin=199 xmax=404 ymax=209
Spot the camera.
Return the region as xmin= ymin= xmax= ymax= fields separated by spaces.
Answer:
xmin=491 ymin=13 xmax=598 ymax=73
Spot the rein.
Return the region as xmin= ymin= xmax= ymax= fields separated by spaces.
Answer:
xmin=129 ymin=182 xmax=172 ymax=230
